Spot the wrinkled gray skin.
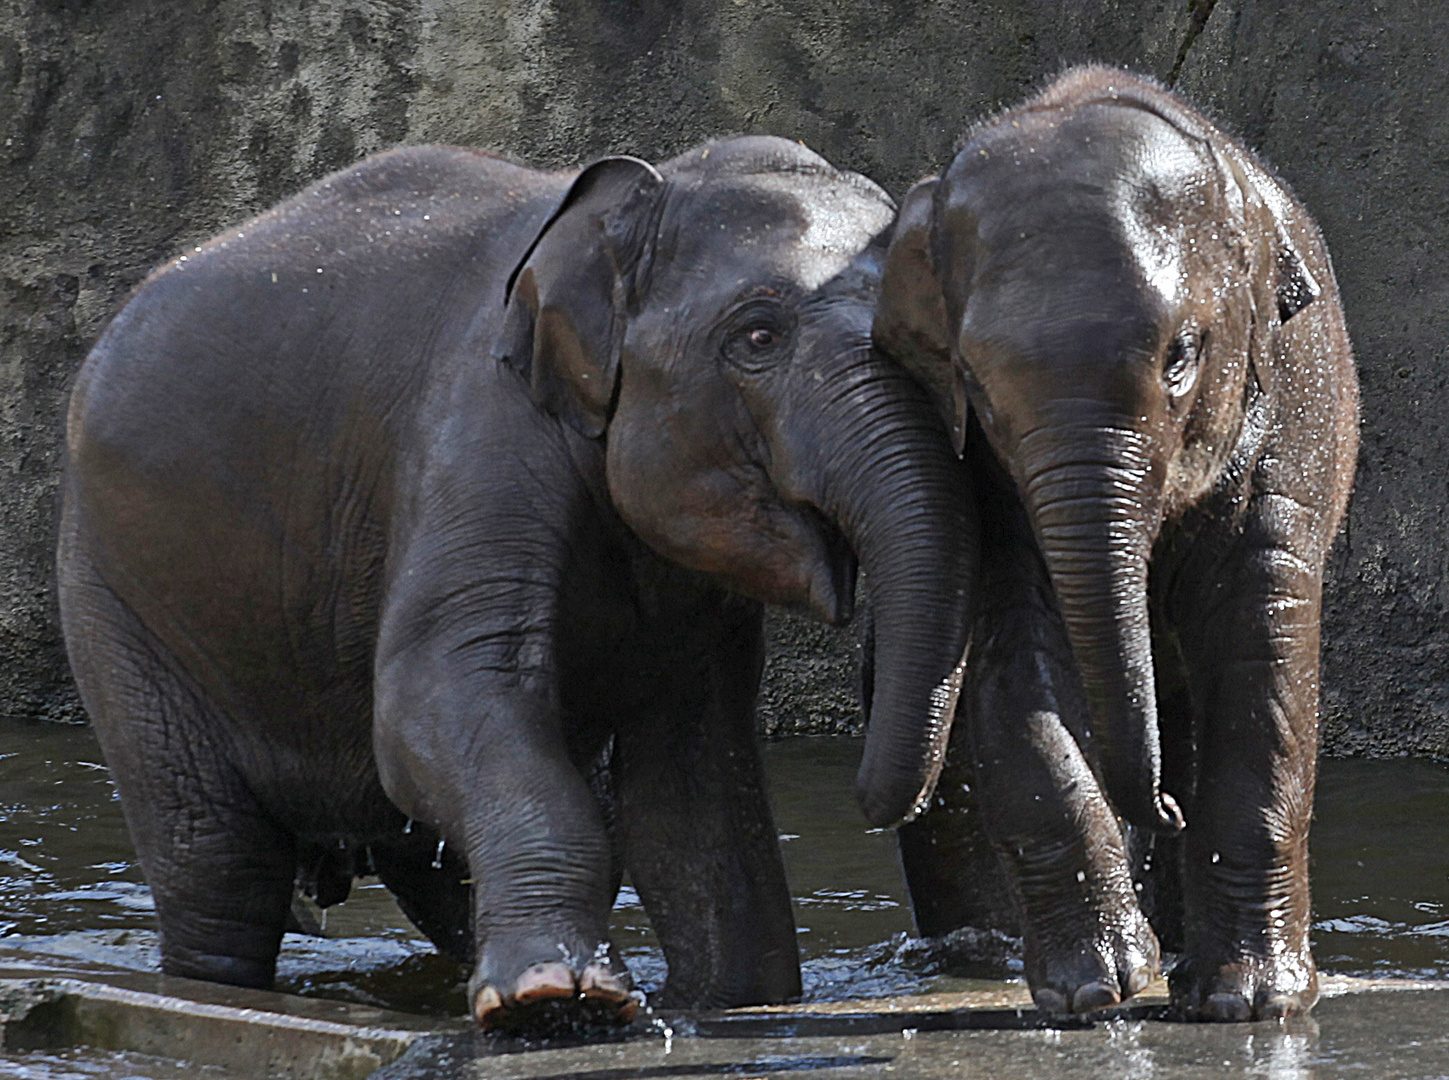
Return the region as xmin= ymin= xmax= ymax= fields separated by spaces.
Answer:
xmin=59 ymin=137 xmax=977 ymax=1031
xmin=876 ymin=68 xmax=1358 ymax=1021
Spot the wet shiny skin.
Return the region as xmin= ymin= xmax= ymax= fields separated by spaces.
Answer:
xmin=0 ymin=724 xmax=1447 ymax=1014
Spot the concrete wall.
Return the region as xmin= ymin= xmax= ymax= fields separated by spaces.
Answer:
xmin=3 ymin=1 xmax=1444 ymax=752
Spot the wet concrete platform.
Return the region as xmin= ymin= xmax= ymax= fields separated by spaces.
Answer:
xmin=2 ymin=943 xmax=1446 ymax=1079
xmin=381 ymin=979 xmax=1449 ymax=1079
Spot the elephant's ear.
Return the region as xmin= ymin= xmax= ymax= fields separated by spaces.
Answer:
xmin=875 ymin=178 xmax=968 ymax=455
xmin=493 ymin=156 xmax=664 ymax=438
xmin=1274 ymin=229 xmax=1320 ymax=324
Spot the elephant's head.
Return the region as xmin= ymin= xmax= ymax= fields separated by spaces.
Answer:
xmin=495 ymin=137 xmax=977 ymax=828
xmin=875 ymin=71 xmax=1321 ymax=833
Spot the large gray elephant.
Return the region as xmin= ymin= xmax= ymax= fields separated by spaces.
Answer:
xmin=58 ymin=137 xmax=977 ymax=1030
xmin=876 ymin=68 xmax=1358 ymax=1021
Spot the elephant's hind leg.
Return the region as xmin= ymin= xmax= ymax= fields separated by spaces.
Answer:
xmin=370 ymin=825 xmax=474 ymax=963
xmin=611 ymin=607 xmax=800 ymax=1010
xmin=60 ymin=572 xmax=296 ymax=989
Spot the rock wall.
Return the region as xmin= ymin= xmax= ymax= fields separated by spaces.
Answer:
xmin=2 ymin=0 xmax=1444 ymax=751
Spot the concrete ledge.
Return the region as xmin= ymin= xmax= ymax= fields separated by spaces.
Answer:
xmin=0 ymin=946 xmax=464 ymax=1079
xmin=0 ymin=978 xmax=420 ymax=1078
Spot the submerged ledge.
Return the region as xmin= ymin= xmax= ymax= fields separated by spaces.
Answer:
xmin=0 ymin=945 xmax=1447 ymax=1079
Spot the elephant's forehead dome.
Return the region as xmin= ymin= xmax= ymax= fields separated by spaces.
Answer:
xmin=723 ymin=173 xmax=893 ymax=291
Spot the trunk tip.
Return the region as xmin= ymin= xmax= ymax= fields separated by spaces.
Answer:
xmin=853 ymin=754 xmax=946 ymax=830
xmin=1105 ymin=764 xmax=1185 ymax=833
xmin=853 ymin=776 xmax=913 ymax=830
xmin=1155 ymin=791 xmax=1186 ymax=833
xmin=1121 ymin=789 xmax=1185 ymax=835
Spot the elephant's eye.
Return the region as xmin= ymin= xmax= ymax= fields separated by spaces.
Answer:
xmin=1164 ymin=327 xmax=1203 ymax=399
xmin=722 ymin=301 xmax=793 ymax=373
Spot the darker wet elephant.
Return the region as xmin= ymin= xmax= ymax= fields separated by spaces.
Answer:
xmin=59 ymin=137 xmax=977 ymax=1030
xmin=876 ymin=68 xmax=1358 ymax=1020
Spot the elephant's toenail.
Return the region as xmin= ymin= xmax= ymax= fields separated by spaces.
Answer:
xmin=1259 ymin=993 xmax=1299 ymax=1020
xmin=580 ymin=965 xmax=631 ymax=1003
xmin=1203 ymin=992 xmax=1252 ymax=1022
xmin=514 ymin=961 xmax=577 ymax=1004
xmin=1071 ymin=981 xmax=1121 ymax=1013
xmin=1124 ymin=967 xmax=1153 ymax=997
xmin=474 ymin=985 xmax=504 ymax=1028
xmin=1033 ymin=988 xmax=1069 ymax=1014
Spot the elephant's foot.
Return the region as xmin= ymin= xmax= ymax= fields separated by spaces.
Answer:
xmin=1169 ymin=949 xmax=1318 ymax=1022
xmin=1024 ymin=901 xmax=1160 ymax=1015
xmin=160 ymin=949 xmax=277 ymax=991
xmin=472 ymin=961 xmax=641 ymax=1032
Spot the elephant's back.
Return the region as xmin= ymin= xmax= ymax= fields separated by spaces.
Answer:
xmin=71 ymin=146 xmax=567 ymax=469
xmin=62 ymin=146 xmax=568 ymax=735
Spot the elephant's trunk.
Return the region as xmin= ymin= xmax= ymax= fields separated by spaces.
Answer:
xmin=787 ymin=342 xmax=978 ymax=829
xmin=1022 ymin=425 xmax=1184 ymax=834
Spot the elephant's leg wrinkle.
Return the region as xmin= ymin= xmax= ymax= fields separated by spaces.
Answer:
xmin=612 ymin=608 xmax=800 ymax=1010
xmin=460 ymin=750 xmax=620 ymax=1018
xmin=1170 ymin=543 xmax=1321 ymax=1022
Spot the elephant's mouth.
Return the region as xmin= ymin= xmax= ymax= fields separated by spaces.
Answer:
xmin=795 ymin=503 xmax=857 ymax=626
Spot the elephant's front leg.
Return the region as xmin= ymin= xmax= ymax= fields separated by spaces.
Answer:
xmin=967 ymin=593 xmax=1160 ymax=1013
xmin=1171 ymin=528 xmax=1323 ymax=1021
xmin=934 ymin=438 xmax=1158 ymax=1013
xmin=374 ymin=681 xmax=635 ymax=1031
xmin=611 ymin=603 xmax=801 ymax=1008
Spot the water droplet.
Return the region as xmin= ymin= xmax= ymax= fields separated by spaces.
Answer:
xmin=432 ymin=839 xmax=445 ymax=869
xmin=1076 ymin=870 xmax=1086 ymax=883
xmin=1212 ymin=851 xmax=1221 ymax=863
xmin=403 ymin=819 xmax=413 ymax=834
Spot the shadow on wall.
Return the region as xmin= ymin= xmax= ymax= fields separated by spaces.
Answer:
xmin=2 ymin=1 xmax=1446 ymax=751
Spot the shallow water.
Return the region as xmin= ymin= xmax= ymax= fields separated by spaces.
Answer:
xmin=0 ymin=1047 xmax=228 ymax=1080
xmin=1 ymin=723 xmax=1447 ymax=1016
xmin=377 ymin=991 xmax=1449 ymax=1080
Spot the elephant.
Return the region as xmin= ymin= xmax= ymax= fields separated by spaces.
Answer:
xmin=58 ymin=136 xmax=978 ymax=1031
xmin=875 ymin=67 xmax=1358 ymax=1021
